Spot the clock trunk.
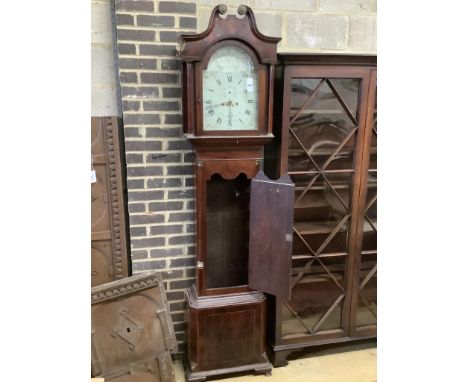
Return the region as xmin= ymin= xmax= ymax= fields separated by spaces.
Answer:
xmin=205 ymin=173 xmax=250 ymax=289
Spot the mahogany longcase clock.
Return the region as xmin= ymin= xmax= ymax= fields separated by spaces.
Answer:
xmin=179 ymin=4 xmax=281 ymax=381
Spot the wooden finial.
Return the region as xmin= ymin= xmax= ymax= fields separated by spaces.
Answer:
xmin=238 ymin=5 xmax=247 ymax=15
xmin=218 ymin=4 xmax=227 ymax=14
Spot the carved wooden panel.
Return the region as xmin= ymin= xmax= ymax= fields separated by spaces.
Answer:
xmin=249 ymin=171 xmax=294 ymax=299
xmin=91 ymin=272 xmax=177 ymax=379
xmin=101 ymin=352 xmax=176 ymax=382
xmin=91 ymin=116 xmax=129 ymax=286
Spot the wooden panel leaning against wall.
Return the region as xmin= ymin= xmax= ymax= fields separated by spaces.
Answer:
xmin=91 ymin=272 xmax=177 ymax=381
xmin=91 ymin=116 xmax=131 ymax=286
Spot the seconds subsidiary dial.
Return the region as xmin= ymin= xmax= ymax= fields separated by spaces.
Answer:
xmin=202 ymin=46 xmax=258 ymax=131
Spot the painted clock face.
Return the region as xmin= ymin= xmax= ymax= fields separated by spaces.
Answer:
xmin=202 ymin=45 xmax=259 ymax=131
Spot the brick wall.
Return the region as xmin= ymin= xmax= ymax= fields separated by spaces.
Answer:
xmin=114 ymin=0 xmax=197 ymax=350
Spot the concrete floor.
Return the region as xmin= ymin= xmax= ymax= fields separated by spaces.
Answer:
xmin=175 ymin=341 xmax=376 ymax=382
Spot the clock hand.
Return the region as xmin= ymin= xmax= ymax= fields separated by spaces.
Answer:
xmin=204 ymin=102 xmax=226 ymax=108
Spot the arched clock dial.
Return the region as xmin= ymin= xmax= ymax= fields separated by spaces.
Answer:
xmin=202 ymin=46 xmax=259 ymax=131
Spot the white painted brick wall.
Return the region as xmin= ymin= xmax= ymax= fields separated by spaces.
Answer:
xmin=197 ymin=0 xmax=377 ymax=54
xmin=91 ymin=0 xmax=121 ymax=116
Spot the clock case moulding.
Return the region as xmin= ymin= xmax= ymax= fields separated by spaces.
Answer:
xmin=179 ymin=5 xmax=284 ymax=382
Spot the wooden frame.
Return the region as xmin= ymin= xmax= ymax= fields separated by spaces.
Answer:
xmin=348 ymin=68 xmax=377 ymax=338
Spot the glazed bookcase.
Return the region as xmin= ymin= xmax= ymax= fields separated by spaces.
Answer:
xmin=267 ymin=55 xmax=377 ymax=366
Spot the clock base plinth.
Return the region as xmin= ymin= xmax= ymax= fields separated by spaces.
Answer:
xmin=185 ymin=362 xmax=272 ymax=382
xmin=186 ymin=286 xmax=271 ymax=380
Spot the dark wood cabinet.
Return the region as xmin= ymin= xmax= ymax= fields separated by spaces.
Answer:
xmin=266 ymin=55 xmax=377 ymax=366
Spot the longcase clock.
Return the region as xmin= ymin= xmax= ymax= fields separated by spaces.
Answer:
xmin=179 ymin=4 xmax=282 ymax=381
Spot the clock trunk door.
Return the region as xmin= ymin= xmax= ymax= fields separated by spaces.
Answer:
xmin=248 ymin=171 xmax=294 ymax=299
